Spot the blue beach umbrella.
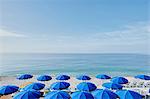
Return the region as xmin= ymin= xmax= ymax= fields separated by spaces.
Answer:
xmin=96 ymin=74 xmax=111 ymax=79
xmin=76 ymin=75 xmax=91 ymax=80
xmin=77 ymin=82 xmax=97 ymax=92
xmin=50 ymin=82 xmax=70 ymax=90
xmin=13 ymin=89 xmax=41 ymax=99
xmin=116 ymin=90 xmax=143 ymax=99
xmin=17 ymin=74 xmax=33 ymax=80
xmin=111 ymin=77 xmax=128 ymax=84
xmin=23 ymin=82 xmax=45 ymax=91
xmin=37 ymin=75 xmax=52 ymax=81
xmin=135 ymin=75 xmax=150 ymax=80
xmin=102 ymin=82 xmax=123 ymax=90
xmin=92 ymin=89 xmax=118 ymax=99
xmin=56 ymin=75 xmax=70 ymax=80
xmin=44 ymin=91 xmax=70 ymax=99
xmin=0 ymin=85 xmax=19 ymax=95
xmin=71 ymin=91 xmax=94 ymax=99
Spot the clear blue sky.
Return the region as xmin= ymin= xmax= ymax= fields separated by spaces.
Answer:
xmin=0 ymin=0 xmax=149 ymax=54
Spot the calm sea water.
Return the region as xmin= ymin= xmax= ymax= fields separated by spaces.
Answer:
xmin=0 ymin=53 xmax=150 ymax=76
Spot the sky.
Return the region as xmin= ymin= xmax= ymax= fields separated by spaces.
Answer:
xmin=0 ymin=0 xmax=149 ymax=54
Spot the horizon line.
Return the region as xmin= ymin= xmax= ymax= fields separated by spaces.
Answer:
xmin=0 ymin=52 xmax=149 ymax=55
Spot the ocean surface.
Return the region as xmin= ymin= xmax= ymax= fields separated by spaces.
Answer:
xmin=0 ymin=53 xmax=150 ymax=76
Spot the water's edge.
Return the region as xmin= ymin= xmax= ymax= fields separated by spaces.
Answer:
xmin=0 ymin=53 xmax=150 ymax=76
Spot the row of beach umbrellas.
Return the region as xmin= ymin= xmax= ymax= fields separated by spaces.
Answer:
xmin=0 ymin=85 xmax=143 ymax=99
xmin=0 ymin=82 xmax=123 ymax=92
xmin=44 ymin=89 xmax=143 ymax=99
xmin=16 ymin=74 xmax=150 ymax=81
xmin=0 ymin=74 xmax=149 ymax=99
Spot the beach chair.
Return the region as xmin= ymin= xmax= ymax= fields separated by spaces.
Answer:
xmin=140 ymin=90 xmax=148 ymax=99
xmin=43 ymin=89 xmax=50 ymax=97
xmin=137 ymin=82 xmax=144 ymax=88
xmin=144 ymin=82 xmax=150 ymax=88
xmin=145 ymin=95 xmax=150 ymax=99
xmin=125 ymin=82 xmax=136 ymax=88
xmin=144 ymin=89 xmax=150 ymax=99
xmin=123 ymin=82 xmax=130 ymax=88
xmin=130 ymin=88 xmax=137 ymax=92
xmin=130 ymin=82 xmax=137 ymax=88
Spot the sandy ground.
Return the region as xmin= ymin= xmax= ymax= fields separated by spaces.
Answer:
xmin=0 ymin=76 xmax=149 ymax=99
xmin=0 ymin=76 xmax=135 ymax=89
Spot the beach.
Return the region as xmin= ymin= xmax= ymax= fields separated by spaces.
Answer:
xmin=0 ymin=76 xmax=148 ymax=90
xmin=0 ymin=54 xmax=150 ymax=98
xmin=0 ymin=75 xmax=104 ymax=99
xmin=0 ymin=75 xmax=150 ymax=99
xmin=0 ymin=75 xmax=107 ymax=88
xmin=0 ymin=75 xmax=135 ymax=87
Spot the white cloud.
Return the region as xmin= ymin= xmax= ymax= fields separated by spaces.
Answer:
xmin=47 ymin=22 xmax=150 ymax=43
xmin=0 ymin=29 xmax=26 ymax=37
xmin=93 ymin=22 xmax=150 ymax=41
xmin=0 ymin=22 xmax=149 ymax=54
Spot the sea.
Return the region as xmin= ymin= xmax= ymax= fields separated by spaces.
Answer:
xmin=0 ymin=53 xmax=150 ymax=76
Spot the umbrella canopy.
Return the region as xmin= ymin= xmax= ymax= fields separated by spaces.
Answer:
xmin=50 ymin=82 xmax=70 ymax=90
xmin=56 ymin=75 xmax=70 ymax=80
xmin=23 ymin=82 xmax=45 ymax=91
xmin=71 ymin=91 xmax=94 ymax=99
xmin=77 ymin=82 xmax=97 ymax=92
xmin=17 ymin=74 xmax=33 ymax=80
xmin=0 ymin=85 xmax=19 ymax=95
xmin=116 ymin=90 xmax=143 ymax=99
xmin=102 ymin=82 xmax=123 ymax=90
xmin=92 ymin=89 xmax=118 ymax=99
xmin=135 ymin=75 xmax=150 ymax=80
xmin=13 ymin=89 xmax=41 ymax=99
xmin=44 ymin=91 xmax=70 ymax=99
xmin=76 ymin=75 xmax=91 ymax=80
xmin=96 ymin=74 xmax=111 ymax=79
xmin=37 ymin=75 xmax=52 ymax=81
xmin=111 ymin=77 xmax=128 ymax=84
